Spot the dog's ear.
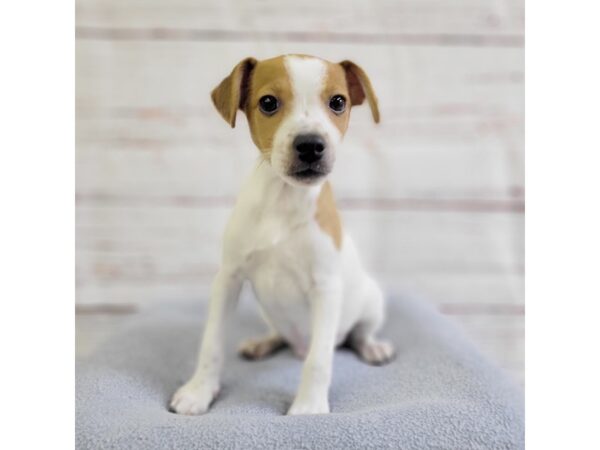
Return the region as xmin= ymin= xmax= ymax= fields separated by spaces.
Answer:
xmin=211 ymin=57 xmax=257 ymax=128
xmin=339 ymin=60 xmax=380 ymax=123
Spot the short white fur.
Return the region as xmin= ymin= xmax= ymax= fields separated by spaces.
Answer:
xmin=170 ymin=56 xmax=393 ymax=416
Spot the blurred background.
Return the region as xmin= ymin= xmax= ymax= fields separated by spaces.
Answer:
xmin=75 ymin=1 xmax=524 ymax=385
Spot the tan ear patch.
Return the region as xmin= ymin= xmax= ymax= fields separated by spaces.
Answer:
xmin=211 ymin=57 xmax=257 ymax=128
xmin=315 ymin=181 xmax=342 ymax=250
xmin=339 ymin=60 xmax=380 ymax=123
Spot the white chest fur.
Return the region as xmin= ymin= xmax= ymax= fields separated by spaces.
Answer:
xmin=222 ymin=162 xmax=348 ymax=352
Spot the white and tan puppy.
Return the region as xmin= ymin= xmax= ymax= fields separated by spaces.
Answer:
xmin=170 ymin=55 xmax=393 ymax=416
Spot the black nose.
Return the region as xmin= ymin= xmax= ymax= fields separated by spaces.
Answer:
xmin=293 ymin=134 xmax=326 ymax=163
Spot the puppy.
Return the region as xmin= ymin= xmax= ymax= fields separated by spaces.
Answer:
xmin=170 ymin=55 xmax=393 ymax=416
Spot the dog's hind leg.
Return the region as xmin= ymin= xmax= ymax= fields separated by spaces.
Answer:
xmin=238 ymin=333 xmax=287 ymax=360
xmin=346 ymin=278 xmax=395 ymax=366
xmin=238 ymin=308 xmax=287 ymax=360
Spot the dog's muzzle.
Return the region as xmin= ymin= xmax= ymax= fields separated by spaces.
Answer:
xmin=294 ymin=134 xmax=325 ymax=163
xmin=290 ymin=133 xmax=330 ymax=182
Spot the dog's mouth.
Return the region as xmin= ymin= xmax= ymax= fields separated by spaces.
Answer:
xmin=293 ymin=168 xmax=325 ymax=179
xmin=289 ymin=164 xmax=331 ymax=184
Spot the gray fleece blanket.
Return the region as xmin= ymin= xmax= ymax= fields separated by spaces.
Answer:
xmin=76 ymin=295 xmax=524 ymax=449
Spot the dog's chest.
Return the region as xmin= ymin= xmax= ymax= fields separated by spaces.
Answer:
xmin=240 ymin=196 xmax=323 ymax=302
xmin=225 ymin=165 xmax=338 ymax=347
xmin=235 ymin=208 xmax=316 ymax=350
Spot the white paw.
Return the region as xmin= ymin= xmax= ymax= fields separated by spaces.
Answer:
xmin=238 ymin=336 xmax=283 ymax=360
xmin=358 ymin=339 xmax=395 ymax=365
xmin=287 ymin=395 xmax=330 ymax=415
xmin=169 ymin=380 xmax=219 ymax=415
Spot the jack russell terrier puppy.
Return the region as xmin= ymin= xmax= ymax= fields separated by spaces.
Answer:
xmin=169 ymin=54 xmax=394 ymax=416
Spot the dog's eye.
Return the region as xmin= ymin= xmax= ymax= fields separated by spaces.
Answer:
xmin=258 ymin=95 xmax=279 ymax=115
xmin=329 ymin=95 xmax=346 ymax=114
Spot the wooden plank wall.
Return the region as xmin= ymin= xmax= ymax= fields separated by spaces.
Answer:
xmin=75 ymin=0 xmax=524 ymax=384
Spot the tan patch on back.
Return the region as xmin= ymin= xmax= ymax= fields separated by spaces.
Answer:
xmin=315 ymin=181 xmax=342 ymax=249
xmin=245 ymin=56 xmax=294 ymax=154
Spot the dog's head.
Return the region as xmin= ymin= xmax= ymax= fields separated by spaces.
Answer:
xmin=211 ymin=55 xmax=379 ymax=186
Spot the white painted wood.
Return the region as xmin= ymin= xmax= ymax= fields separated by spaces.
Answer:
xmin=76 ymin=271 xmax=524 ymax=313
xmin=76 ymin=41 xmax=524 ymax=118
xmin=75 ymin=0 xmax=524 ymax=383
xmin=76 ymin=123 xmax=522 ymax=202
xmin=77 ymin=206 xmax=523 ymax=305
xmin=76 ymin=0 xmax=524 ymax=36
xmin=76 ymin=41 xmax=524 ymax=201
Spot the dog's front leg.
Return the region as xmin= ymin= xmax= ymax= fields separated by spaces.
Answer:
xmin=169 ymin=268 xmax=242 ymax=415
xmin=288 ymin=282 xmax=342 ymax=415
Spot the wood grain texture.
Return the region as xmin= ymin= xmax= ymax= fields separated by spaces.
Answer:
xmin=75 ymin=0 xmax=524 ymax=384
xmin=76 ymin=0 xmax=524 ymax=36
xmin=77 ymin=206 xmax=523 ymax=301
xmin=76 ymin=41 xmax=523 ymax=202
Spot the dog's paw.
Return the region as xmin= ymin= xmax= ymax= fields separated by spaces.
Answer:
xmin=287 ymin=395 xmax=330 ymax=415
xmin=238 ymin=335 xmax=285 ymax=360
xmin=357 ymin=339 xmax=395 ymax=366
xmin=168 ymin=381 xmax=219 ymax=415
